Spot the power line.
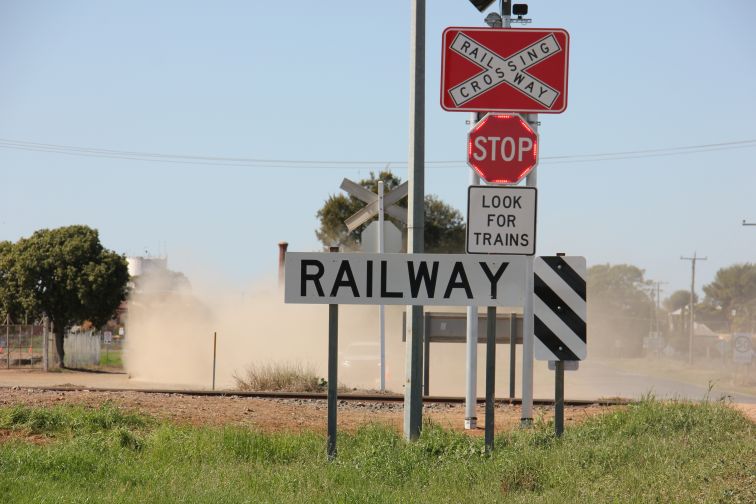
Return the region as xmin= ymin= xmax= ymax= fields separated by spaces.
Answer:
xmin=0 ymin=137 xmax=754 ymax=169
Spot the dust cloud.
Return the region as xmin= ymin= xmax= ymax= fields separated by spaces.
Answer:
xmin=124 ymin=273 xmax=751 ymax=402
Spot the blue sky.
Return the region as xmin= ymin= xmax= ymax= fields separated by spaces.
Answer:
xmin=1 ymin=0 xmax=755 ymax=298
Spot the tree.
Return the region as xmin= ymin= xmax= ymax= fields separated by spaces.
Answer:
xmin=315 ymin=171 xmax=465 ymax=253
xmin=663 ymin=289 xmax=697 ymax=313
xmin=703 ymin=263 xmax=756 ymax=332
xmin=587 ymin=264 xmax=654 ymax=356
xmin=4 ymin=226 xmax=129 ymax=365
xmin=423 ymin=194 xmax=465 ymax=253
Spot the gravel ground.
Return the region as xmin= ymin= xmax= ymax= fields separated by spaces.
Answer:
xmin=0 ymin=386 xmax=622 ymax=434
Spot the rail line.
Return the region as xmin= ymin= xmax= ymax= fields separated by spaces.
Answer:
xmin=8 ymin=385 xmax=631 ymax=407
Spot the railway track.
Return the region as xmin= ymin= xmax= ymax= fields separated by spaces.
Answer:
xmin=7 ymin=385 xmax=631 ymax=407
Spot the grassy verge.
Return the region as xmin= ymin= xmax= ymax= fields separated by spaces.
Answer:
xmin=99 ymin=349 xmax=123 ymax=368
xmin=0 ymin=399 xmax=754 ymax=503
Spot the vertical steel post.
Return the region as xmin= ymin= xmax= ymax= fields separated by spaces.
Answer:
xmin=5 ymin=317 xmax=9 ymax=369
xmin=327 ymin=246 xmax=340 ymax=459
xmin=212 ymin=332 xmax=217 ymax=391
xmin=378 ymin=181 xmax=386 ymax=392
xmin=404 ymin=0 xmax=425 ymax=441
xmin=465 ymin=110 xmax=481 ymax=430
xmin=509 ymin=314 xmax=517 ymax=399
xmin=521 ymin=113 xmax=538 ymax=426
xmin=554 ymin=360 xmax=564 ymax=437
xmin=485 ymin=306 xmax=496 ymax=451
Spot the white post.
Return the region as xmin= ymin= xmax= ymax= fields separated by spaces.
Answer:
xmin=465 ymin=112 xmax=481 ymax=429
xmin=521 ymin=112 xmax=538 ymax=425
xmin=378 ymin=180 xmax=386 ymax=392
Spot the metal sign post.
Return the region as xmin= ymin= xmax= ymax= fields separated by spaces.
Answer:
xmin=554 ymin=360 xmax=564 ymax=437
xmin=484 ymin=305 xmax=496 ymax=451
xmin=327 ymin=246 xmax=339 ymax=460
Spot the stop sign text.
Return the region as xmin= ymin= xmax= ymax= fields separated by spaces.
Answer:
xmin=467 ymin=114 xmax=538 ymax=184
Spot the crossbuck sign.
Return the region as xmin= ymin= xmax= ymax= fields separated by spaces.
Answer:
xmin=441 ymin=28 xmax=570 ymax=113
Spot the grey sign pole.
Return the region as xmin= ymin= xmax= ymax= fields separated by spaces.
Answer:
xmin=465 ymin=111 xmax=481 ymax=430
xmin=554 ymin=360 xmax=564 ymax=437
xmin=327 ymin=246 xmax=339 ymax=459
xmin=404 ymin=0 xmax=425 ymax=442
xmin=484 ymin=306 xmax=496 ymax=452
xmin=521 ymin=112 xmax=538 ymax=426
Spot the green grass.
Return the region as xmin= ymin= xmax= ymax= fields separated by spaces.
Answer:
xmin=99 ymin=349 xmax=123 ymax=368
xmin=0 ymin=399 xmax=754 ymax=503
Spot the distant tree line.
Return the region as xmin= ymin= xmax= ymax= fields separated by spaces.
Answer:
xmin=588 ymin=262 xmax=756 ymax=357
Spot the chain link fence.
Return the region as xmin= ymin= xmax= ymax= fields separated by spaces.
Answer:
xmin=0 ymin=323 xmax=46 ymax=369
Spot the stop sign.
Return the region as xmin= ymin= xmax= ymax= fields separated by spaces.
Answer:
xmin=467 ymin=114 xmax=538 ymax=184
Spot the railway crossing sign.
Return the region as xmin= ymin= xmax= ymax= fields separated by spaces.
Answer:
xmin=441 ymin=27 xmax=570 ymax=113
xmin=533 ymin=256 xmax=587 ymax=361
xmin=341 ymin=179 xmax=408 ymax=233
xmin=467 ymin=185 xmax=536 ymax=255
xmin=467 ymin=113 xmax=538 ymax=184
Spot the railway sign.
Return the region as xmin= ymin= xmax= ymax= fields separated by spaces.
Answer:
xmin=533 ymin=256 xmax=587 ymax=361
xmin=467 ymin=185 xmax=536 ymax=255
xmin=441 ymin=27 xmax=570 ymax=113
xmin=284 ymin=252 xmax=527 ymax=307
xmin=467 ymin=113 xmax=538 ymax=184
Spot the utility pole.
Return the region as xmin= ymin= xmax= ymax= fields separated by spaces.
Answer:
xmin=680 ymin=253 xmax=706 ymax=365
xmin=652 ymin=281 xmax=668 ymax=333
xmin=404 ymin=0 xmax=425 ymax=441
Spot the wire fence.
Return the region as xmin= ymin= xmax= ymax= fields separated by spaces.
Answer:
xmin=1 ymin=322 xmax=125 ymax=371
xmin=0 ymin=324 xmax=45 ymax=369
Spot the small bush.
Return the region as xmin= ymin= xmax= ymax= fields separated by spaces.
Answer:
xmin=233 ymin=362 xmax=325 ymax=392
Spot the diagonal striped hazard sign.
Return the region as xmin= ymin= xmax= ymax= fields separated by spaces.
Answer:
xmin=534 ymin=256 xmax=586 ymax=361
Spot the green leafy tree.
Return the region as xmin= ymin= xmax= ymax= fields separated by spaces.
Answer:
xmin=587 ymin=264 xmax=654 ymax=356
xmin=4 ymin=226 xmax=129 ymax=365
xmin=703 ymin=263 xmax=756 ymax=332
xmin=664 ymin=289 xmax=697 ymax=313
xmin=315 ymin=171 xmax=465 ymax=253
xmin=423 ymin=194 xmax=465 ymax=253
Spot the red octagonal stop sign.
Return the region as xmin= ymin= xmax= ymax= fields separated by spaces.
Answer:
xmin=467 ymin=114 xmax=538 ymax=184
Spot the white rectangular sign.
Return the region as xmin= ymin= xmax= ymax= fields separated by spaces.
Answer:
xmin=467 ymin=186 xmax=536 ymax=255
xmin=285 ymin=252 xmax=526 ymax=306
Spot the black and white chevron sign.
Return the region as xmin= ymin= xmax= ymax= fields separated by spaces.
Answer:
xmin=534 ymin=256 xmax=587 ymax=361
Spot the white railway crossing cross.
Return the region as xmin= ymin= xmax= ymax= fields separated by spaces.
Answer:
xmin=448 ymin=32 xmax=562 ymax=108
xmin=341 ymin=179 xmax=408 ymax=233
xmin=533 ymin=256 xmax=587 ymax=361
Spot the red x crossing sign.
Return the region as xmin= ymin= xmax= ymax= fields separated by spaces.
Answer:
xmin=441 ymin=28 xmax=570 ymax=113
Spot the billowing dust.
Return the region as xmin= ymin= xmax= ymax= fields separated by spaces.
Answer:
xmin=124 ymin=272 xmax=552 ymax=395
xmin=124 ymin=273 xmax=751 ymax=402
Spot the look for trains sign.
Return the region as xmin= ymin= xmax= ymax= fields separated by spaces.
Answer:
xmin=441 ymin=28 xmax=570 ymax=113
